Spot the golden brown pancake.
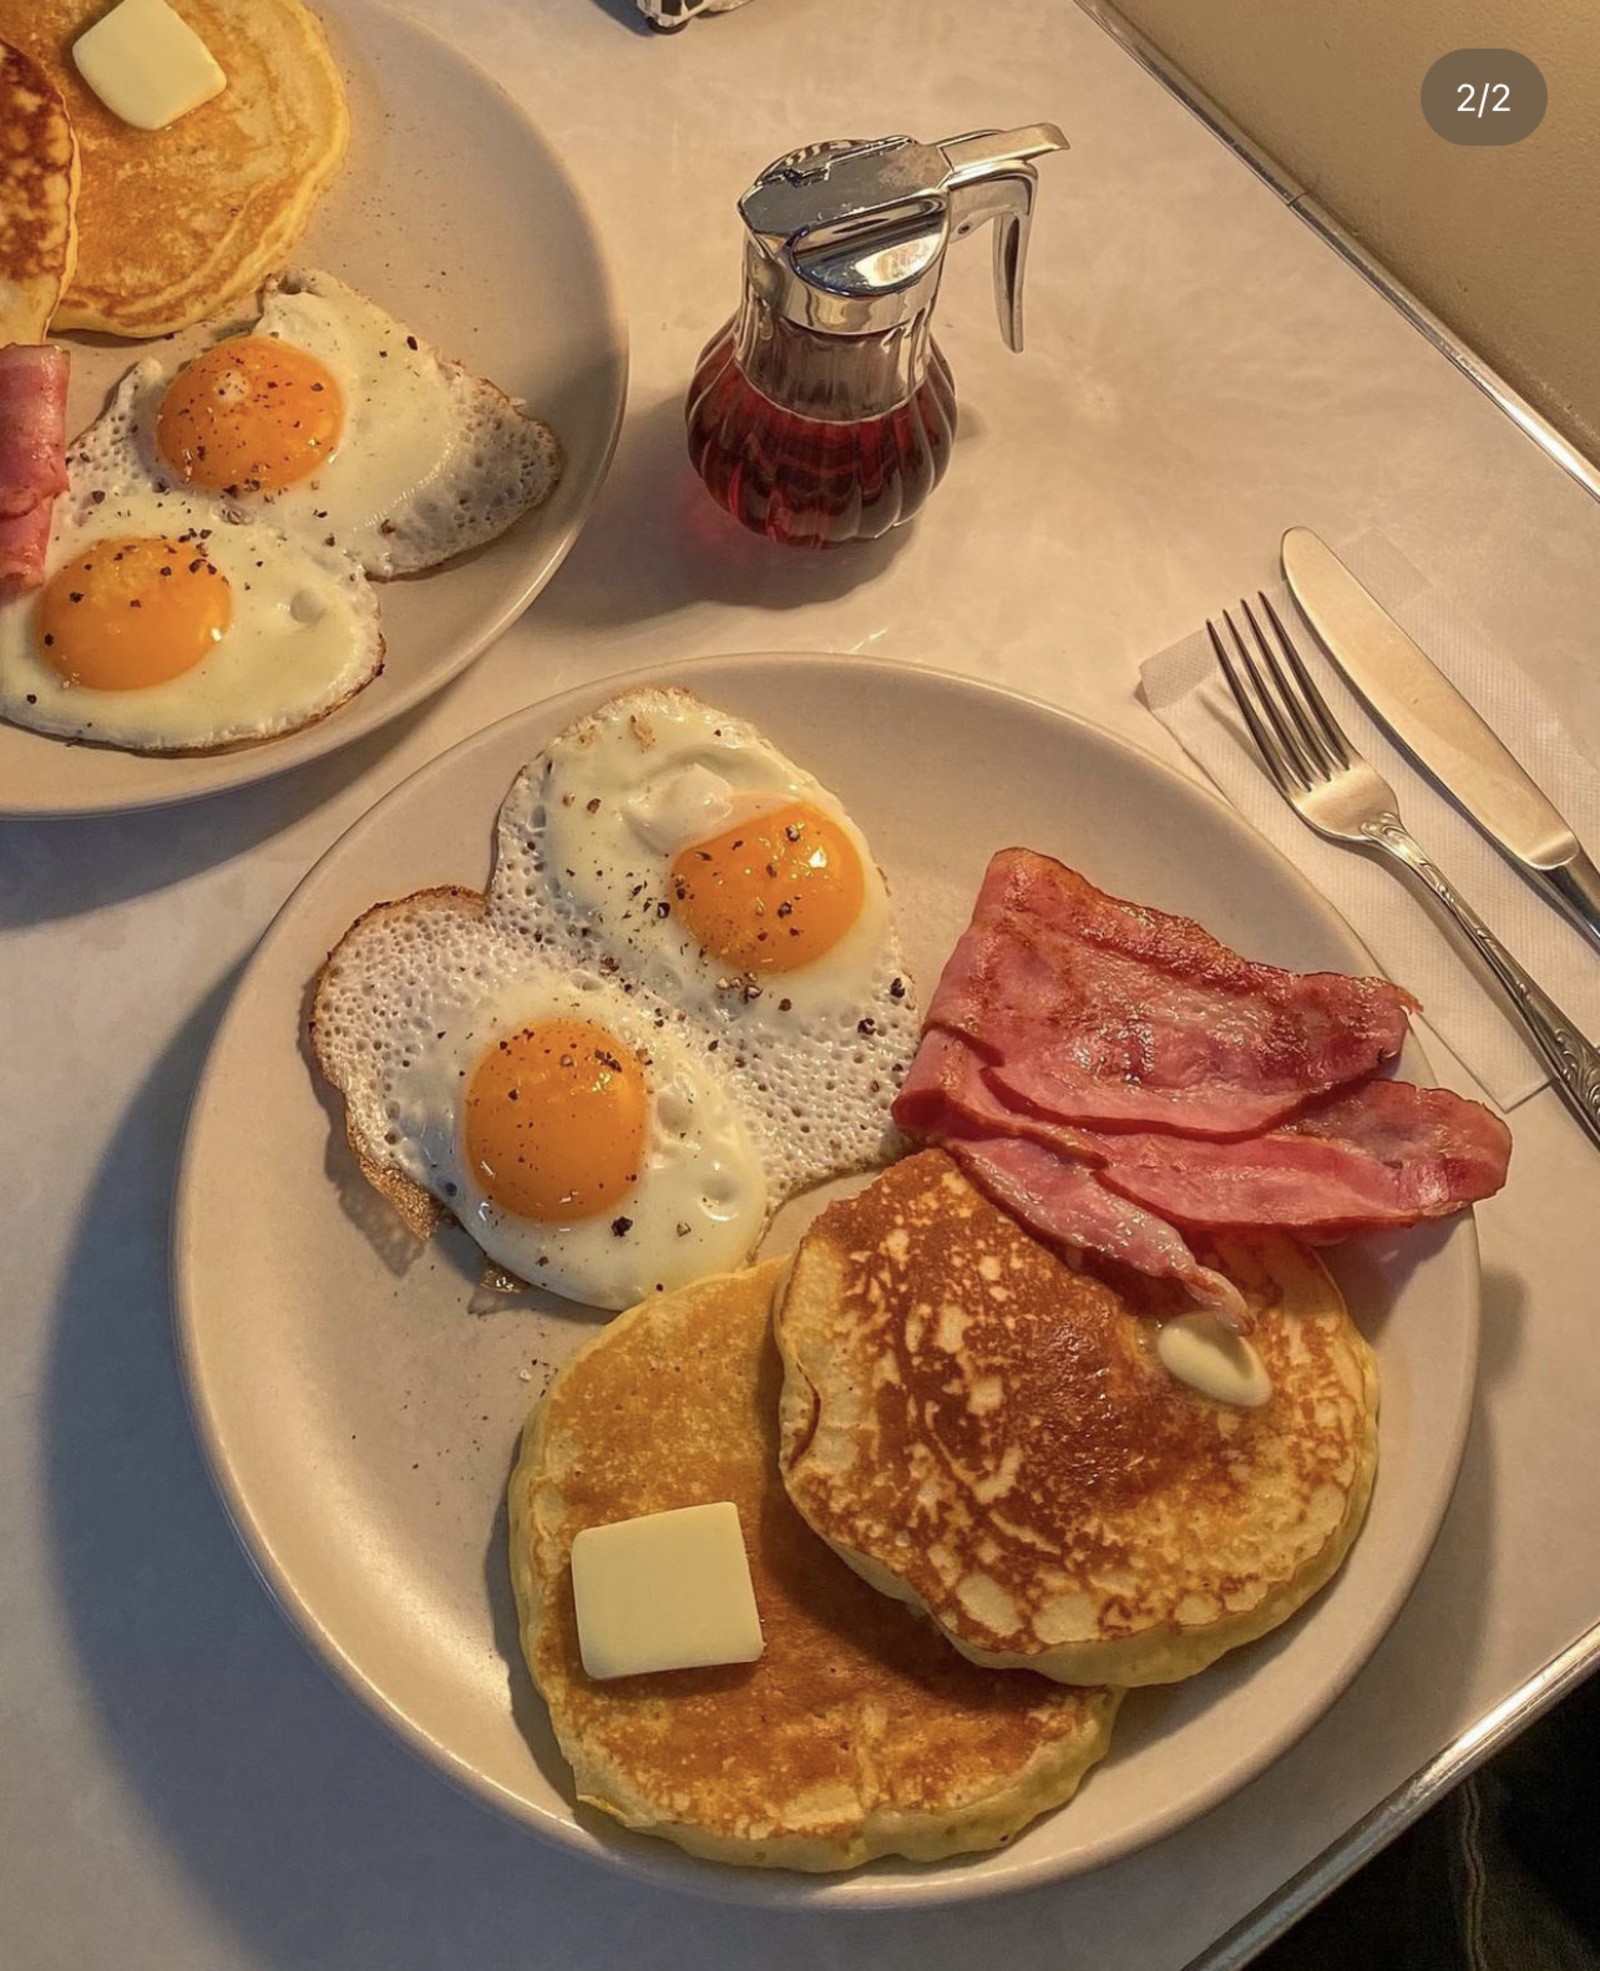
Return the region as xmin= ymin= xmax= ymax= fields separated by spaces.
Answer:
xmin=774 ymin=1152 xmax=1378 ymax=1687
xmin=509 ymin=1258 xmax=1121 ymax=1871
xmin=0 ymin=0 xmax=348 ymax=336
xmin=0 ymin=39 xmax=79 ymax=341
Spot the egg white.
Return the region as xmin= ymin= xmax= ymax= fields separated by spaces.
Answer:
xmin=485 ymin=688 xmax=919 ymax=1196
xmin=77 ymin=269 xmax=562 ymax=578
xmin=0 ymin=470 xmax=382 ymax=752
xmin=313 ymin=906 xmax=768 ymax=1311
xmin=314 ymin=692 xmax=920 ymax=1312
xmin=496 ymin=688 xmax=912 ymax=1028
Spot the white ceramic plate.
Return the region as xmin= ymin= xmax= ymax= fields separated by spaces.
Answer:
xmin=0 ymin=0 xmax=625 ymax=818
xmin=174 ymin=656 xmax=1480 ymax=1909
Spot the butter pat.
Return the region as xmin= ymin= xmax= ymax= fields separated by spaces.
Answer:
xmin=73 ymin=0 xmax=227 ymax=132
xmin=571 ymin=1501 xmax=763 ymax=1680
xmin=1156 ymin=1313 xmax=1273 ymax=1409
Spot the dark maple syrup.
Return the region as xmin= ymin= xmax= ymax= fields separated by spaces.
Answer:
xmin=683 ymin=126 xmax=1065 ymax=549
xmin=686 ymin=322 xmax=958 ymax=549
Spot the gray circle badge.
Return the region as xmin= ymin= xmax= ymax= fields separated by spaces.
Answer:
xmin=1423 ymin=50 xmax=1547 ymax=145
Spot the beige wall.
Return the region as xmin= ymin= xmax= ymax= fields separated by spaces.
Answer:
xmin=1106 ymin=0 xmax=1600 ymax=464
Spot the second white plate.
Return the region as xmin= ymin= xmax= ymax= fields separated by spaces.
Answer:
xmin=0 ymin=0 xmax=626 ymax=817
xmin=173 ymin=654 xmax=1480 ymax=1908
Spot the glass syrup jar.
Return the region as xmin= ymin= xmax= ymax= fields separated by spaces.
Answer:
xmin=686 ymin=124 xmax=1067 ymax=549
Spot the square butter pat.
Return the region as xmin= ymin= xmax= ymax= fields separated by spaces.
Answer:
xmin=74 ymin=0 xmax=226 ymax=131
xmin=570 ymin=1502 xmax=763 ymax=1680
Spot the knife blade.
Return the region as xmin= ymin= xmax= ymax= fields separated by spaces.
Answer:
xmin=1281 ymin=525 xmax=1600 ymax=955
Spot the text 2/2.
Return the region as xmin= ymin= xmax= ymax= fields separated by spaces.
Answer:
xmin=1457 ymin=81 xmax=1511 ymax=117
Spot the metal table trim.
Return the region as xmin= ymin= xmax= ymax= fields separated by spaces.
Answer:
xmin=1074 ymin=0 xmax=1600 ymax=511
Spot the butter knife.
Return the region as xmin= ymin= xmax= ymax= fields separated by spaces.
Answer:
xmin=1281 ymin=526 xmax=1600 ymax=955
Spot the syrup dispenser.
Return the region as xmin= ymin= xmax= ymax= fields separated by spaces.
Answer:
xmin=685 ymin=123 xmax=1067 ymax=548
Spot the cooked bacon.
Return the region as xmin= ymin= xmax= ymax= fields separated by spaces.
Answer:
xmin=1092 ymin=1080 xmax=1511 ymax=1236
xmin=927 ymin=849 xmax=1415 ymax=1137
xmin=893 ymin=1025 xmax=1103 ymax=1162
xmin=898 ymin=851 xmax=1511 ymax=1312
xmin=0 ymin=344 xmax=70 ymax=520
xmin=0 ymin=344 xmax=69 ymax=595
xmin=944 ymin=1136 xmax=1250 ymax=1327
xmin=0 ymin=500 xmax=53 ymax=598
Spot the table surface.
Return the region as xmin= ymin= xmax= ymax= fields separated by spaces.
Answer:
xmin=6 ymin=2 xmax=1599 ymax=1966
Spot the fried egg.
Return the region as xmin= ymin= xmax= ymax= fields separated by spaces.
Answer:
xmin=310 ymin=692 xmax=921 ymax=1312
xmin=0 ymin=398 xmax=381 ymax=750
xmin=311 ymin=897 xmax=767 ymax=1308
xmin=503 ymin=691 xmax=902 ymax=1018
xmin=86 ymin=268 xmax=563 ymax=576
xmin=491 ymin=688 xmax=918 ymax=1130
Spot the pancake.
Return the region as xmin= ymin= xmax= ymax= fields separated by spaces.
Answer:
xmin=773 ymin=1151 xmax=1378 ymax=1687
xmin=0 ymin=0 xmax=348 ymax=336
xmin=0 ymin=40 xmax=79 ymax=341
xmin=509 ymin=1257 xmax=1121 ymax=1871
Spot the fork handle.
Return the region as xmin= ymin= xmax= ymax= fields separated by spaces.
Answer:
xmin=1361 ymin=814 xmax=1600 ymax=1145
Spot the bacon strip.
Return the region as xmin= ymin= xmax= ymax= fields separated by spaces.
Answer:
xmin=0 ymin=501 xmax=53 ymax=596
xmin=1092 ymin=1081 xmax=1512 ymax=1236
xmin=944 ymin=1137 xmax=1250 ymax=1326
xmin=895 ymin=1026 xmax=1249 ymax=1324
xmin=928 ymin=849 xmax=1415 ymax=1137
xmin=896 ymin=851 xmax=1511 ymax=1313
xmin=0 ymin=344 xmax=69 ymax=594
xmin=894 ymin=1025 xmax=1103 ymax=1162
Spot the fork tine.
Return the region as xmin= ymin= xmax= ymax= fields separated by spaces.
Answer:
xmin=1257 ymin=591 xmax=1352 ymax=772
xmin=1208 ymin=616 xmax=1302 ymax=796
xmin=1239 ymin=596 xmax=1338 ymax=780
xmin=1219 ymin=607 xmax=1316 ymax=790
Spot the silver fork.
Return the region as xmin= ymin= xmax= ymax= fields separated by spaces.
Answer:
xmin=1211 ymin=593 xmax=1600 ymax=1148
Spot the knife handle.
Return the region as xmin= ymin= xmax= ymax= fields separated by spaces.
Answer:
xmin=1361 ymin=818 xmax=1600 ymax=1146
xmin=1543 ymin=850 xmax=1600 ymax=959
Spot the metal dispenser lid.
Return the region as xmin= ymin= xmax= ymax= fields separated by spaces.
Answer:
xmin=738 ymin=124 xmax=1067 ymax=340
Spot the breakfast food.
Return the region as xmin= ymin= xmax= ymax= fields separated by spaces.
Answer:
xmin=774 ymin=1151 xmax=1379 ymax=1686
xmin=0 ymin=41 xmax=79 ymax=343
xmin=0 ymin=40 xmax=78 ymax=595
xmin=309 ymin=689 xmax=918 ymax=1307
xmin=894 ymin=850 xmax=1511 ymax=1317
xmin=0 ymin=345 xmax=70 ymax=597
xmin=508 ymin=687 xmax=909 ymax=1043
xmin=0 ymin=0 xmax=349 ymax=337
xmin=104 ymin=271 xmax=564 ymax=576
xmin=0 ymin=271 xmax=564 ymax=749
xmin=0 ymin=511 xmax=380 ymax=750
xmin=0 ymin=354 xmax=383 ymax=748
xmin=509 ymin=1257 xmax=1121 ymax=1868
xmin=0 ymin=6 xmax=572 ymax=752
xmin=314 ymin=892 xmax=772 ymax=1306
xmin=71 ymin=0 xmax=226 ymax=131
xmin=920 ymin=851 xmax=1417 ymax=1132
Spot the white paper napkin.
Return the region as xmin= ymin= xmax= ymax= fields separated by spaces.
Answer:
xmin=1139 ymin=534 xmax=1600 ymax=1110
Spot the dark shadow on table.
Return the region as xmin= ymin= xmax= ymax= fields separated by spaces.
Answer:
xmin=587 ymin=0 xmax=656 ymax=31
xmin=41 ymin=978 xmax=575 ymax=1969
xmin=0 ymin=697 xmax=437 ymax=932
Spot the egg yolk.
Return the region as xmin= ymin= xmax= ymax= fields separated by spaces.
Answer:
xmin=464 ymin=1019 xmax=649 ymax=1222
xmin=35 ymin=536 xmax=231 ymax=690
xmin=668 ymin=800 xmax=864 ymax=974
xmin=156 ymin=336 xmax=345 ymax=494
